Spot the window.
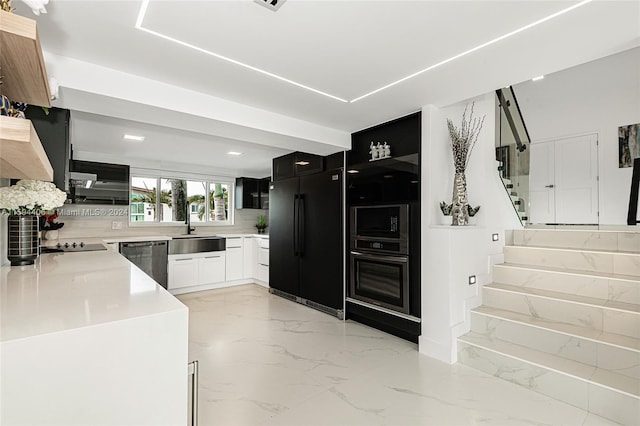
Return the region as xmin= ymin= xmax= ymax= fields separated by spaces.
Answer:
xmin=130 ymin=174 xmax=234 ymax=225
xmin=131 ymin=177 xmax=158 ymax=222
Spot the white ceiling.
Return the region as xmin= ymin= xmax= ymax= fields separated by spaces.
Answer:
xmin=13 ymin=0 xmax=640 ymax=175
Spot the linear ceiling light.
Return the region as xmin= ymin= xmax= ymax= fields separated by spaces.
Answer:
xmin=532 ymin=75 xmax=545 ymax=82
xmin=350 ymin=0 xmax=592 ymax=103
xmin=136 ymin=0 xmax=591 ymax=104
xmin=135 ymin=0 xmax=347 ymax=103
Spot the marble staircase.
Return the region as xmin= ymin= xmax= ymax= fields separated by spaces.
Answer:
xmin=458 ymin=228 xmax=640 ymax=425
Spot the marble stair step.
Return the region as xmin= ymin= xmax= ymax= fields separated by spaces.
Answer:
xmin=503 ymin=245 xmax=640 ymax=277
xmin=459 ymin=331 xmax=640 ymax=397
xmin=458 ymin=332 xmax=640 ymax=425
xmin=493 ymin=263 xmax=640 ymax=305
xmin=483 ymin=283 xmax=640 ymax=338
xmin=471 ymin=306 xmax=640 ymax=379
xmin=512 ymin=229 xmax=640 ymax=253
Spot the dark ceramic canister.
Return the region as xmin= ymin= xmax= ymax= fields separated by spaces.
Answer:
xmin=7 ymin=214 xmax=39 ymax=266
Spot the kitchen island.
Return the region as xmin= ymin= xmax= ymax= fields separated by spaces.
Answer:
xmin=0 ymin=249 xmax=189 ymax=425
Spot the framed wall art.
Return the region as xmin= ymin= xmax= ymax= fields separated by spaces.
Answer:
xmin=619 ymin=123 xmax=640 ymax=168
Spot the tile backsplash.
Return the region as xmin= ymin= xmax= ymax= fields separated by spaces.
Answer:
xmin=47 ymin=205 xmax=268 ymax=239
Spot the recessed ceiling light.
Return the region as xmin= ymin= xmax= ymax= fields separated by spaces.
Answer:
xmin=347 ymin=169 xmax=359 ymax=174
xmin=532 ymin=75 xmax=545 ymax=82
xmin=123 ymin=134 xmax=145 ymax=141
xmin=227 ymin=151 xmax=243 ymax=156
xmin=136 ymin=0 xmax=591 ymax=104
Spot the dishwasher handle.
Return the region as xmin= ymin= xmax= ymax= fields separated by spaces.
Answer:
xmin=121 ymin=241 xmax=167 ymax=249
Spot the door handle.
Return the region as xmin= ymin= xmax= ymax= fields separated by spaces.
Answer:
xmin=545 ymin=184 xmax=555 ymax=188
xmin=293 ymin=195 xmax=299 ymax=256
xmin=350 ymin=251 xmax=408 ymax=263
xmin=298 ymin=195 xmax=305 ymax=257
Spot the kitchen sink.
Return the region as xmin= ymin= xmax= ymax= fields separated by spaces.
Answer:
xmin=169 ymin=237 xmax=226 ymax=255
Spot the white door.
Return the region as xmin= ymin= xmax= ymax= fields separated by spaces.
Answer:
xmin=555 ymin=135 xmax=599 ymax=224
xmin=530 ymin=141 xmax=556 ymax=223
xmin=530 ymin=134 xmax=599 ymax=224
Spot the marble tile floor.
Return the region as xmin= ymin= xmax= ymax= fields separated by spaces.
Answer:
xmin=177 ymin=284 xmax=619 ymax=426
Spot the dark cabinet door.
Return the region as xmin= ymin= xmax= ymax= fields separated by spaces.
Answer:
xmin=273 ymin=153 xmax=295 ymax=182
xmin=236 ymin=177 xmax=270 ymax=209
xmin=25 ymin=107 xmax=70 ymax=192
xmin=258 ymin=178 xmax=270 ymax=209
xmin=298 ymin=171 xmax=343 ymax=309
xmin=273 ymin=152 xmax=324 ymax=181
xmin=268 ymin=177 xmax=300 ymax=296
xmin=235 ymin=178 xmax=260 ymax=209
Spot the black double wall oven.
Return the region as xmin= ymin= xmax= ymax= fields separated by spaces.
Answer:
xmin=350 ymin=204 xmax=410 ymax=314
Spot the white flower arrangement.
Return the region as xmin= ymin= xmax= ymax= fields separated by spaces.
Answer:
xmin=0 ymin=180 xmax=67 ymax=215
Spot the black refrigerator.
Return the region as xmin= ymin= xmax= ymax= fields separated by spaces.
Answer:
xmin=269 ymin=169 xmax=343 ymax=312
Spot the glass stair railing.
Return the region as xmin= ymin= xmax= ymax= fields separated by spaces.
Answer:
xmin=496 ymin=86 xmax=531 ymax=225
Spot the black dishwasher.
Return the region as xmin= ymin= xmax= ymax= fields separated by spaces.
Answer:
xmin=119 ymin=241 xmax=168 ymax=288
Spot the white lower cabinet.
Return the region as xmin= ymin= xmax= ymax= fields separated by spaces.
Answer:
xmin=256 ymin=263 xmax=269 ymax=283
xmin=199 ymin=253 xmax=226 ymax=284
xmin=168 ymin=257 xmax=198 ymax=289
xmin=243 ymin=237 xmax=255 ymax=278
xmin=225 ymin=238 xmax=244 ymax=281
xmin=168 ymin=252 xmax=226 ymax=290
xmin=256 ymin=237 xmax=269 ymax=284
xmin=167 ymin=236 xmax=269 ymax=292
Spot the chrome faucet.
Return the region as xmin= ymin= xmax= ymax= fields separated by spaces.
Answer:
xmin=186 ymin=201 xmax=195 ymax=235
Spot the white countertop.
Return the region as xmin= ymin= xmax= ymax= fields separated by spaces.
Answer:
xmin=0 ymin=250 xmax=187 ymax=343
xmin=102 ymin=235 xmax=174 ymax=243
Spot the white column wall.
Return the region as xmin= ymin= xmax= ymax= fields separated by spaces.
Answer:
xmin=420 ymin=93 xmax=522 ymax=364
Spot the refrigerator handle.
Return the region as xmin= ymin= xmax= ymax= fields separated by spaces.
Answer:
xmin=298 ymin=194 xmax=305 ymax=257
xmin=293 ymin=194 xmax=299 ymax=256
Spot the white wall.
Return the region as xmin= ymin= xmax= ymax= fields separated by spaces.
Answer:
xmin=514 ymin=47 xmax=640 ymax=225
xmin=420 ymin=93 xmax=522 ymax=363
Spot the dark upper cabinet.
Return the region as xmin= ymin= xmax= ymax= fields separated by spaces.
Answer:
xmin=272 ymin=152 xmax=324 ymax=181
xmin=236 ymin=177 xmax=270 ymax=209
xmin=258 ymin=178 xmax=270 ymax=209
xmin=349 ymin=112 xmax=421 ymax=166
xmin=24 ymin=107 xmax=70 ymax=192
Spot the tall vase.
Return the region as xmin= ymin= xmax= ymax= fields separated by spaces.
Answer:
xmin=451 ymin=172 xmax=469 ymax=226
xmin=7 ymin=214 xmax=39 ymax=266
